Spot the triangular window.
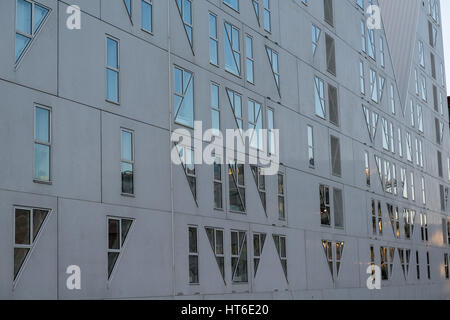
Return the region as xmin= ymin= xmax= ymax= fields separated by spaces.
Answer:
xmin=253 ymin=233 xmax=266 ymax=276
xmin=107 ymin=217 xmax=133 ymax=279
xmin=205 ymin=227 xmax=225 ymax=282
xmin=273 ymin=235 xmax=288 ymax=281
xmin=176 ymin=144 xmax=197 ymax=205
xmin=335 ymin=241 xmax=344 ymax=277
xmin=231 ymin=230 xmax=248 ymax=283
xmin=322 ymin=240 xmax=334 ymax=279
xmin=252 ymin=0 xmax=260 ymax=26
xmin=266 ymin=46 xmax=280 ymax=94
xmin=224 ymin=22 xmax=241 ymax=76
xmin=123 ymin=0 xmax=132 ymax=22
xmin=14 ymin=207 xmax=50 ymax=281
xmin=175 ymin=0 xmax=193 ymax=51
xmin=15 ymin=0 xmax=50 ymax=64
xmin=226 ymin=88 xmax=243 ymax=130
xmin=228 ymin=160 xmax=246 ymax=213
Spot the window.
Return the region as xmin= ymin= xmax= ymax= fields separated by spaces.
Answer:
xmin=263 ymin=0 xmax=272 ymax=32
xmin=253 ymin=233 xmax=266 ymax=275
xmin=360 ymin=20 xmax=366 ymax=53
xmin=174 ymin=66 xmax=194 ymax=128
xmin=445 ymin=254 xmax=449 ymax=280
xmin=380 ymin=37 xmax=385 ymax=68
xmin=231 ymin=230 xmax=248 ymax=283
xmin=252 ymin=0 xmax=260 ymax=24
xmin=141 ymin=0 xmax=153 ymax=33
xmin=121 ymin=129 xmax=134 ymax=195
xmin=406 ymin=132 xmax=412 ymax=162
xmin=392 ymin=163 xmax=398 ymax=195
xmin=426 ymin=252 xmax=431 ymax=279
xmin=401 ymin=167 xmax=408 ymax=199
xmin=314 ymin=76 xmax=325 ymax=118
xmin=266 ymin=46 xmax=280 ymax=93
xmin=227 ymin=89 xmax=243 ymax=129
xmin=333 ymin=188 xmax=344 ymax=228
xmin=312 ymin=24 xmax=321 ymax=56
xmin=419 ymin=40 xmax=425 ymax=68
xmin=380 ymin=247 xmax=389 ymax=280
xmin=322 ymin=240 xmax=345 ymax=280
xmin=439 ymin=185 xmax=448 ymax=212
xmin=390 ymin=84 xmax=395 ymax=114
xmin=328 ymin=84 xmax=339 ymax=126
xmin=381 ymin=118 xmax=389 ymax=150
xmin=188 ymin=226 xmax=199 ymax=284
xmin=431 ymin=53 xmax=436 ymax=79
xmin=403 ymin=209 xmax=415 ymax=239
xmin=415 ymin=69 xmax=419 ymax=95
xmin=175 ymin=0 xmax=193 ymax=49
xmin=108 ymin=217 xmax=133 ymax=279
xmin=421 ymin=176 xmax=426 ymax=205
xmin=320 ymin=185 xmax=330 ymax=226
xmin=367 ymin=28 xmax=375 ymax=60
xmin=211 ymin=83 xmax=220 ymax=135
xmin=417 ymin=104 xmax=423 ymax=133
xmin=416 ymin=138 xmax=423 ymax=167
xmin=251 ymin=165 xmax=266 ymax=213
xmin=443 ymin=218 xmax=450 ymax=245
xmin=362 ymin=105 xmax=379 ymax=142
xmin=365 ymin=151 xmax=370 ymax=186
xmin=214 ymin=156 xmax=223 ymax=210
xmin=245 ymin=35 xmax=254 ymax=83
xmin=267 ymin=108 xmax=275 ymax=155
xmin=359 ymin=61 xmax=365 ymax=94
xmin=437 ymin=150 xmax=443 ymax=178
xmin=420 ymin=213 xmax=428 ymax=242
xmin=123 ymin=0 xmax=132 ymax=18
xmin=224 ymin=0 xmax=239 ymax=11
xmin=421 ymin=75 xmax=427 ymax=101
xmin=330 ymin=135 xmax=341 ymax=177
xmin=387 ymin=204 xmax=400 ymax=238
xmin=15 ymin=0 xmax=50 ymax=63
xmin=14 ymin=207 xmax=49 ymax=280
xmin=325 ymin=34 xmax=336 ymax=75
xmin=398 ymin=128 xmax=403 ymax=157
xmin=273 ymin=235 xmax=287 ymax=279
xmin=229 ymin=160 xmax=245 ymax=212
xmin=209 ymin=13 xmax=218 ymax=65
xmin=278 ymin=173 xmax=286 ymax=220
xmin=323 ymin=0 xmax=334 ymax=26
xmin=371 ymin=200 xmax=383 ymax=236
xmin=206 ymin=227 xmax=225 ymax=281
xmin=34 ymin=106 xmax=51 ymax=182
xmin=416 ymin=251 xmax=420 ymax=280
xmin=177 ymin=145 xmax=197 ymax=202
xmin=106 ymin=37 xmax=119 ymax=103
xmin=410 ymin=172 xmax=415 ymax=202
xmin=224 ymin=22 xmax=241 ymax=76
xmin=308 ymin=125 xmax=315 ymax=168
xmin=370 ymin=69 xmax=378 ymax=102
xmin=378 ymin=76 xmax=385 ymax=101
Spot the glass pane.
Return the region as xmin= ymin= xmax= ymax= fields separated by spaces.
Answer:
xmin=15 ymin=209 xmax=30 ymax=245
xmin=189 ymin=255 xmax=199 ymax=283
xmin=214 ymin=182 xmax=222 ymax=209
xmin=121 ymin=162 xmax=134 ymax=194
xmin=108 ymin=219 xmax=120 ymax=249
xmin=33 ymin=209 xmax=48 ymax=241
xmin=216 ymin=230 xmax=224 ymax=254
xmin=107 ymin=38 xmax=118 ymax=68
xmin=211 ymin=84 xmax=219 ymax=108
xmin=106 ymin=69 xmax=119 ymax=102
xmin=14 ymin=248 xmax=30 ymax=280
xmin=15 ymin=33 xmax=30 ymax=62
xmin=188 ymin=227 xmax=197 ymax=253
xmin=212 ymin=109 xmax=220 ymax=132
xmin=34 ymin=144 xmax=50 ymax=181
xmin=174 ymin=67 xmax=182 ymax=94
xmin=141 ymin=1 xmax=152 ymax=32
xmin=121 ymin=219 xmax=132 ymax=245
xmin=17 ymin=0 xmax=32 ymax=34
xmin=35 ymin=107 xmax=50 ymax=142
xmin=121 ymin=130 xmax=133 ymax=161
xmin=231 ymin=232 xmax=238 ymax=255
xmin=108 ymin=252 xmax=119 ymax=278
xmin=33 ymin=4 xmax=49 ymax=32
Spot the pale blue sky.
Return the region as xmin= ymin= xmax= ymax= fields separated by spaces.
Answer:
xmin=441 ymin=0 xmax=450 ymax=92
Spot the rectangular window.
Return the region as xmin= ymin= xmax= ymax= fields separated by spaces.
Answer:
xmin=224 ymin=22 xmax=241 ymax=76
xmin=224 ymin=0 xmax=239 ymax=11
xmin=416 ymin=251 xmax=421 ymax=280
xmin=410 ymin=172 xmax=415 ymax=202
xmin=320 ymin=185 xmax=330 ymax=226
xmin=368 ymin=28 xmax=375 ymax=60
xmin=211 ymin=83 xmax=220 ymax=135
xmin=365 ymin=151 xmax=370 ymax=186
xmin=421 ymin=176 xmax=426 ymax=205
xmin=380 ymin=37 xmax=385 ymax=68
xmin=229 ymin=161 xmax=245 ymax=212
xmin=108 ymin=217 xmax=133 ymax=279
xmin=263 ymin=0 xmax=271 ymax=32
xmin=106 ymin=36 xmax=119 ymax=103
xmin=390 ymin=84 xmax=395 ymax=114
xmin=209 ymin=13 xmax=218 ymax=65
xmin=420 ymin=213 xmax=428 ymax=242
xmin=324 ymin=0 xmax=334 ymax=26
xmin=251 ymin=165 xmax=266 ymax=212
xmin=121 ymin=129 xmax=134 ymax=195
xmin=330 ymin=135 xmax=341 ymax=177
xmin=398 ymin=128 xmax=403 ymax=158
xmin=308 ymin=125 xmax=315 ymax=168
xmin=325 ymin=34 xmax=336 ymax=75
xmin=227 ymin=88 xmax=243 ymax=130
xmin=426 ymin=252 xmax=431 ymax=279
xmin=278 ymin=173 xmax=286 ymax=220
xmin=214 ymin=156 xmax=223 ymax=210
xmin=34 ymin=106 xmax=51 ymax=182
xmin=245 ymin=35 xmax=254 ymax=83
xmin=273 ymin=235 xmax=287 ymax=278
xmin=401 ymin=167 xmax=408 ymax=199
xmin=419 ymin=40 xmax=425 ymax=68
xmin=175 ymin=0 xmax=193 ymax=48
xmin=333 ymin=188 xmax=344 ymax=228
xmin=14 ymin=207 xmax=49 ymax=280
xmin=141 ymin=0 xmax=153 ymax=33
xmin=188 ymin=226 xmax=199 ymax=284
xmin=253 ymin=233 xmax=266 ymax=275
xmin=406 ymin=132 xmax=412 ymax=162
xmin=370 ymin=69 xmax=378 ymax=102
xmin=312 ymin=24 xmax=321 ymax=56
xmin=328 ymin=84 xmax=339 ymax=126
xmin=445 ymin=254 xmax=449 ymax=279
xmin=417 ymin=104 xmax=423 ymax=132
xmin=360 ymin=20 xmax=366 ymax=53
xmin=267 ymin=107 xmax=275 ymax=155
xmin=231 ymin=230 xmax=248 ymax=283
xmin=359 ymin=61 xmax=365 ymax=94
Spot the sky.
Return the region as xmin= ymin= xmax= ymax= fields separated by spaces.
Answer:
xmin=442 ymin=0 xmax=450 ymax=93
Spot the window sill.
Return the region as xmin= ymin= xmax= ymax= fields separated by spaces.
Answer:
xmin=121 ymin=193 xmax=135 ymax=198
xmin=33 ymin=179 xmax=52 ymax=185
xmin=105 ymin=99 xmax=120 ymax=106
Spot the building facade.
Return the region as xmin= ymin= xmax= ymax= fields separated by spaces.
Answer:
xmin=0 ymin=0 xmax=449 ymax=299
